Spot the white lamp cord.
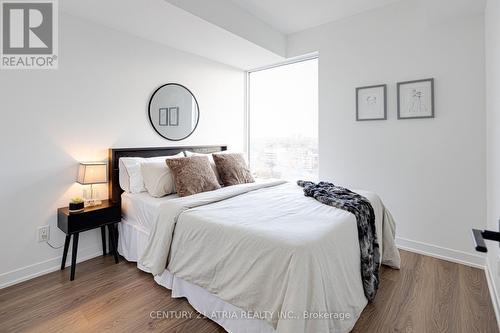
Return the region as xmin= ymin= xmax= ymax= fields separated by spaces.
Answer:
xmin=46 ymin=240 xmax=64 ymax=249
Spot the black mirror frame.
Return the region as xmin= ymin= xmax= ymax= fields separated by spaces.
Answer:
xmin=148 ymin=83 xmax=200 ymax=141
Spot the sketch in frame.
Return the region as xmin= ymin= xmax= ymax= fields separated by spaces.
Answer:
xmin=168 ymin=107 xmax=179 ymax=126
xmin=159 ymin=108 xmax=168 ymax=126
xmin=356 ymin=84 xmax=387 ymax=121
xmin=397 ymin=78 xmax=434 ymax=119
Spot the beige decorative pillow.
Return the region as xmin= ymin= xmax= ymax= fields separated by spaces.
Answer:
xmin=166 ymin=156 xmax=221 ymax=197
xmin=184 ymin=151 xmax=222 ymax=185
xmin=212 ymin=153 xmax=255 ymax=186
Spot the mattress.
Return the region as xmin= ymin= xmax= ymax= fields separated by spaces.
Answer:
xmin=119 ymin=191 xmax=179 ymax=266
xmin=121 ymin=191 xmax=178 ymax=231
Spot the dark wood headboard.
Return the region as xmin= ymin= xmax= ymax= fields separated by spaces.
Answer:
xmin=108 ymin=145 xmax=227 ymax=203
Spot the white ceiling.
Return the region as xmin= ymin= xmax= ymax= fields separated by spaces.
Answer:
xmin=61 ymin=0 xmax=284 ymax=70
xmin=165 ymin=0 xmax=286 ymax=57
xmin=228 ymin=0 xmax=402 ymax=34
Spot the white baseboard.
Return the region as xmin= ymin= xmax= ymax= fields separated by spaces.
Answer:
xmin=0 ymin=246 xmax=102 ymax=289
xmin=485 ymin=260 xmax=500 ymax=330
xmin=396 ymin=237 xmax=486 ymax=269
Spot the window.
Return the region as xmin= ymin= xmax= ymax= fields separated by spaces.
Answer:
xmin=248 ymin=58 xmax=318 ymax=181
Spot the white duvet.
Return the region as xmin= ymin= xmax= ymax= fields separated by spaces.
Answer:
xmin=139 ymin=180 xmax=400 ymax=333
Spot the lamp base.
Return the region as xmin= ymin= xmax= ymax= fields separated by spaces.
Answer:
xmin=83 ymin=184 xmax=102 ymax=207
xmin=85 ymin=199 xmax=102 ymax=207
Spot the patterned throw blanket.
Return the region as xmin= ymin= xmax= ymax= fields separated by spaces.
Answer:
xmin=297 ymin=180 xmax=380 ymax=301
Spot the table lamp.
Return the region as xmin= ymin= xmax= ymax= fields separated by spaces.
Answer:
xmin=77 ymin=162 xmax=107 ymax=206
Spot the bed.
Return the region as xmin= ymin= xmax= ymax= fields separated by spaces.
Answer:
xmin=109 ymin=146 xmax=401 ymax=333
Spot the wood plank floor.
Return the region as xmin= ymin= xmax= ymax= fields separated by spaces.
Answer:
xmin=0 ymin=250 xmax=497 ymax=333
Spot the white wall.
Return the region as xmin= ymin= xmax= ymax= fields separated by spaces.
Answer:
xmin=0 ymin=13 xmax=245 ymax=287
xmin=287 ymin=0 xmax=486 ymax=264
xmin=486 ymin=0 xmax=500 ymax=313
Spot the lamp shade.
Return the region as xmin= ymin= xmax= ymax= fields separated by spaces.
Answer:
xmin=77 ymin=162 xmax=108 ymax=185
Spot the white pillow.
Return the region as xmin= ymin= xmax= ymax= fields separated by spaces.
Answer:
xmin=119 ymin=158 xmax=145 ymax=193
xmin=141 ymin=154 xmax=184 ymax=197
xmin=184 ymin=151 xmax=222 ymax=185
xmin=118 ymin=153 xmax=184 ymax=193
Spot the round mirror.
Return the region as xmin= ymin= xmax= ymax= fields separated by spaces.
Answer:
xmin=148 ymin=83 xmax=200 ymax=141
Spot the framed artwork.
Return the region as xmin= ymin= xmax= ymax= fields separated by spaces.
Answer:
xmin=397 ymin=78 xmax=434 ymax=119
xmin=159 ymin=108 xmax=168 ymax=126
xmin=168 ymin=107 xmax=179 ymax=126
xmin=356 ymin=84 xmax=387 ymax=121
xmin=158 ymin=106 xmax=180 ymax=126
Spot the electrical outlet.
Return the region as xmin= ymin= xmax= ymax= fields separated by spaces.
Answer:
xmin=37 ymin=226 xmax=49 ymax=242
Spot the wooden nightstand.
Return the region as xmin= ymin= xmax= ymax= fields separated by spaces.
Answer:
xmin=57 ymin=200 xmax=121 ymax=280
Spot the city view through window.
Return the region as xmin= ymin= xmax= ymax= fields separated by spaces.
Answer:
xmin=249 ymin=58 xmax=318 ymax=182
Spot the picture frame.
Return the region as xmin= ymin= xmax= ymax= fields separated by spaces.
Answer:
xmin=158 ymin=106 xmax=180 ymax=127
xmin=397 ymin=78 xmax=434 ymax=119
xmin=168 ymin=107 xmax=179 ymax=126
xmin=159 ymin=108 xmax=168 ymax=126
xmin=356 ymin=84 xmax=387 ymax=121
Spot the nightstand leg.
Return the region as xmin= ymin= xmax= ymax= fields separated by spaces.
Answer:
xmin=61 ymin=235 xmax=71 ymax=270
xmin=101 ymin=226 xmax=106 ymax=256
xmin=70 ymin=233 xmax=79 ymax=281
xmin=108 ymin=224 xmax=119 ymax=264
